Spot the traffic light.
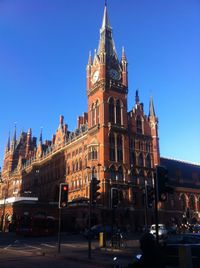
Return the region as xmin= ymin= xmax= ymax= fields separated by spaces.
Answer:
xmin=59 ymin=183 xmax=68 ymax=208
xmin=90 ymin=177 xmax=101 ymax=204
xmin=156 ymin=165 xmax=174 ymax=202
xmin=147 ymin=186 xmax=155 ymax=207
xmin=111 ymin=188 xmax=119 ymax=208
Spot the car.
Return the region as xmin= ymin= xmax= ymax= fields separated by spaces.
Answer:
xmin=192 ymin=224 xmax=200 ymax=234
xmin=149 ymin=224 xmax=168 ymax=240
xmin=166 ymin=225 xmax=177 ymax=235
xmin=166 ymin=233 xmax=200 ymax=245
xmin=165 ymin=234 xmax=200 ymax=267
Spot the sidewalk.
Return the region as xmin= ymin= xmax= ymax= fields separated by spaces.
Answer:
xmin=41 ymin=243 xmax=140 ymax=267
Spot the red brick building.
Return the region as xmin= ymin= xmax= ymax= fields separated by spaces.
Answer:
xmin=0 ymin=6 xmax=200 ymax=232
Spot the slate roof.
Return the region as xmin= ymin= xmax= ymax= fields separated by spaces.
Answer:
xmin=160 ymin=157 xmax=200 ymax=189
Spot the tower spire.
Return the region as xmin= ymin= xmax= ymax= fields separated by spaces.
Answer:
xmin=97 ymin=5 xmax=117 ymax=58
xmin=11 ymin=124 xmax=17 ymax=151
xmin=13 ymin=124 xmax=16 ymax=143
xmin=39 ymin=128 xmax=43 ymax=144
xmin=135 ymin=89 xmax=140 ymax=104
xmin=149 ymin=96 xmax=156 ymax=117
xmin=87 ymin=51 xmax=92 ymax=66
xmin=122 ymin=46 xmax=127 ymax=61
xmin=6 ymin=131 xmax=10 ymax=152
xmin=101 ymin=3 xmax=111 ymax=31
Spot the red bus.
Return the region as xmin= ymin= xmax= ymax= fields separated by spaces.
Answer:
xmin=16 ymin=214 xmax=57 ymax=236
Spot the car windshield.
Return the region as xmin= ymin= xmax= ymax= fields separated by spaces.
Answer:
xmin=151 ymin=225 xmax=165 ymax=230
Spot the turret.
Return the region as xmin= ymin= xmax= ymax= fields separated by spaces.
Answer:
xmin=25 ymin=128 xmax=32 ymax=157
xmin=121 ymin=46 xmax=128 ymax=87
xmin=11 ymin=125 xmax=17 ymax=152
xmin=5 ymin=132 xmax=10 ymax=153
xmin=148 ymin=96 xmax=160 ymax=165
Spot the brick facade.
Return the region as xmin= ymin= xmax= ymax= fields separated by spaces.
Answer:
xmin=0 ymin=6 xmax=199 ymax=232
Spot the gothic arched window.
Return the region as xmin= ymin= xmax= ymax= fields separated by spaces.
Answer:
xmin=109 ymin=98 xmax=114 ymax=123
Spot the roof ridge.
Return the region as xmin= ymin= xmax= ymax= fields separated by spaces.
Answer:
xmin=161 ymin=156 xmax=200 ymax=167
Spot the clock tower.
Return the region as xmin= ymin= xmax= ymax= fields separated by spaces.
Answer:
xmin=86 ymin=5 xmax=129 ymax=204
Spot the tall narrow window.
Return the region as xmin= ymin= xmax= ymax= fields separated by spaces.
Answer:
xmin=96 ymin=101 xmax=100 ymax=125
xmin=79 ymin=159 xmax=82 ymax=170
xmin=110 ymin=165 xmax=116 ymax=180
xmin=117 ymin=166 xmax=123 ymax=180
xmin=189 ymin=195 xmax=196 ymax=211
xmin=180 ymin=194 xmax=186 ymax=211
xmin=109 ymin=98 xmax=114 ymax=123
xmin=88 ymin=147 xmax=98 ymax=160
xmin=198 ymin=197 xmax=200 ymax=211
xmin=116 ymin=99 xmax=121 ymax=125
xmin=92 ymin=104 xmax=96 ymax=126
xmin=136 ymin=116 xmax=142 ymax=134
xmin=117 ymin=135 xmax=123 ymax=162
xmin=130 ymin=139 xmax=135 ymax=165
xmin=146 ymin=154 xmax=151 ymax=168
xmin=109 ymin=134 xmax=115 ymax=161
xmin=138 ymin=153 xmax=144 ymax=167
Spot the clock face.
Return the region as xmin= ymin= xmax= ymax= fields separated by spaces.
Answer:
xmin=109 ymin=68 xmax=120 ymax=80
xmin=92 ymin=70 xmax=99 ymax=83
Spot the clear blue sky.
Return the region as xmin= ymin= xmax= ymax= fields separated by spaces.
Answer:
xmin=0 ymin=0 xmax=200 ymax=167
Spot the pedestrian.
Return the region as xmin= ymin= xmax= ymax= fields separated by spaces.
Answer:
xmin=128 ymin=232 xmax=165 ymax=268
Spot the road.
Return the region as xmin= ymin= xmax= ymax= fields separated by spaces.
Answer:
xmin=0 ymin=232 xmax=140 ymax=267
xmin=0 ymin=256 xmax=103 ymax=268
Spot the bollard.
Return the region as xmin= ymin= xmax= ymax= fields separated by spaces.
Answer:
xmin=179 ymin=245 xmax=192 ymax=268
xmin=99 ymin=232 xmax=104 ymax=247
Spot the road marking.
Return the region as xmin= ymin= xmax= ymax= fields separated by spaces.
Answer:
xmin=24 ymin=244 xmax=41 ymax=250
xmin=4 ymin=244 xmax=12 ymax=250
xmin=61 ymin=244 xmax=77 ymax=248
xmin=41 ymin=243 xmax=55 ymax=248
